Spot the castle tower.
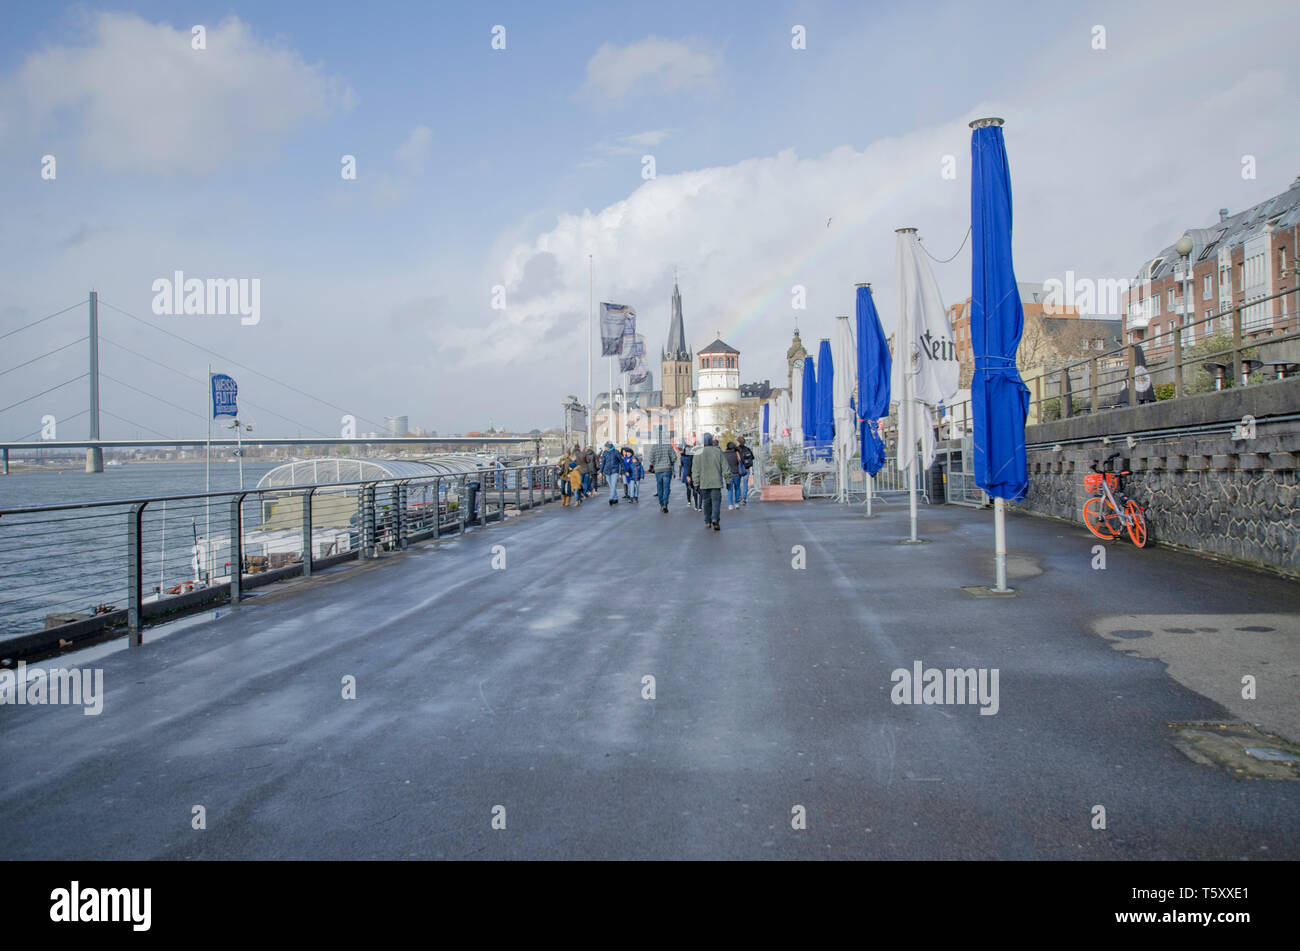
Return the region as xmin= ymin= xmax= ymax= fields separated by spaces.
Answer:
xmin=661 ymin=275 xmax=693 ymax=409
xmin=696 ymin=336 xmax=740 ymax=433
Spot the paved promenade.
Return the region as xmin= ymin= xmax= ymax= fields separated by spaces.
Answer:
xmin=2 ymin=492 xmax=1297 ymax=860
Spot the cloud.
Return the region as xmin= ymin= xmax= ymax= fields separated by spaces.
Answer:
xmin=581 ymin=37 xmax=718 ymax=102
xmin=1 ymin=12 xmax=352 ymax=175
xmin=597 ymin=128 xmax=675 ymax=155
xmin=395 ymin=124 xmax=433 ymax=171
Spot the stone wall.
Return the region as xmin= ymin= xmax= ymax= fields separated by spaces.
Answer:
xmin=1013 ymin=378 xmax=1300 ymax=577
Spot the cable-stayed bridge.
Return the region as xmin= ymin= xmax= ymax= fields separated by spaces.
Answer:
xmin=1 ymin=292 xmax=537 ymax=473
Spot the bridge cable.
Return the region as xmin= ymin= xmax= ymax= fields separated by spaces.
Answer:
xmin=100 ymin=335 xmax=332 ymax=437
xmin=0 ymin=298 xmax=87 ymax=342
xmin=6 ymin=409 xmax=89 ymax=442
xmin=100 ymin=373 xmax=207 ymax=422
xmin=97 ymin=299 xmax=389 ymax=431
xmin=100 ymin=409 xmax=176 ymax=440
xmin=0 ymin=374 xmax=89 ymax=415
xmin=0 ymin=336 xmax=90 ymax=377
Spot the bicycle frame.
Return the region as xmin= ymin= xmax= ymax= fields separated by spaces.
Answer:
xmin=1087 ymin=452 xmax=1144 ymax=540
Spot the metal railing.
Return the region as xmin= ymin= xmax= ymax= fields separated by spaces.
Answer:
xmin=0 ymin=463 xmax=563 ymax=650
xmin=940 ymin=286 xmax=1299 ymax=433
xmin=757 ymin=445 xmax=928 ymax=500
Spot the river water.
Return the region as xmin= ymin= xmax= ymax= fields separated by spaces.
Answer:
xmin=0 ymin=461 xmax=278 ymax=640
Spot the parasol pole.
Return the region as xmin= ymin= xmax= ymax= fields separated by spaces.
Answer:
xmin=897 ymin=229 xmax=919 ymax=543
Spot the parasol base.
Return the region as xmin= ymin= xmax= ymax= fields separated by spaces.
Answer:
xmin=961 ymin=585 xmax=1020 ymax=598
xmin=897 ymin=538 xmax=931 ymax=545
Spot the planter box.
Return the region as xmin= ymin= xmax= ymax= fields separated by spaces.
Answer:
xmin=762 ymin=484 xmax=804 ymax=501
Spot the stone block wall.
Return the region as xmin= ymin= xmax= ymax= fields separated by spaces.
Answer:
xmin=1012 ymin=379 xmax=1299 ymax=577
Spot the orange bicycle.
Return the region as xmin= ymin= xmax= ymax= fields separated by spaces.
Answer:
xmin=1082 ymin=451 xmax=1147 ymax=548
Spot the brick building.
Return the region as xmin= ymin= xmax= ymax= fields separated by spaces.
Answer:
xmin=1121 ymin=175 xmax=1300 ymax=361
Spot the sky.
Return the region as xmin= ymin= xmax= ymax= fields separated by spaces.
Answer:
xmin=1 ymin=0 xmax=1298 ymax=439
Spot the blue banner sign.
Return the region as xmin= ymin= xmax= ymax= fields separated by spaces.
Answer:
xmin=211 ymin=373 xmax=238 ymax=418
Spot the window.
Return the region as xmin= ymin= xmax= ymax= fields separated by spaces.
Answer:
xmin=1168 ymin=288 xmax=1175 ymax=307
xmin=1203 ymin=274 xmax=1212 ymax=300
xmin=1153 ymin=295 xmax=1161 ymax=316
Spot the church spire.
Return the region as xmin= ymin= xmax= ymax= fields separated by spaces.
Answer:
xmin=664 ymin=272 xmax=689 ymax=361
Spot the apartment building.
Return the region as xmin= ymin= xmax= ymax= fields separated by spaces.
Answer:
xmin=1121 ymin=176 xmax=1300 ymax=360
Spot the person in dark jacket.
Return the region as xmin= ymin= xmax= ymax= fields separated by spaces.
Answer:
xmin=680 ymin=443 xmax=698 ymax=511
xmin=599 ymin=441 xmax=622 ymax=504
xmin=625 ymin=450 xmax=644 ymax=502
xmin=723 ymin=441 xmax=742 ymax=510
xmin=692 ymin=433 xmax=729 ymax=530
xmin=736 ymin=436 xmax=755 ymax=506
xmin=581 ymin=446 xmax=597 ymax=496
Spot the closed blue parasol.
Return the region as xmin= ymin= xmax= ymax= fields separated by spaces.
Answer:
xmin=855 ymin=284 xmax=890 ymax=477
xmin=762 ymin=402 xmax=769 ymax=444
xmin=970 ymin=117 xmax=1032 ymax=591
xmin=816 ymin=338 xmax=834 ymax=459
xmin=801 ymin=355 xmax=817 ymax=455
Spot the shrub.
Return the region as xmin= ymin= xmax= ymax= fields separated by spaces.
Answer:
xmin=767 ymin=444 xmax=806 ymax=485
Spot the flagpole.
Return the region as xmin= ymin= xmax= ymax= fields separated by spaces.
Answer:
xmin=205 ymin=364 xmax=211 ymax=584
xmin=587 ymin=255 xmax=593 ymax=448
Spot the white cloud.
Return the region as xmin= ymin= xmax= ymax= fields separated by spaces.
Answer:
xmin=1 ymin=12 xmax=352 ymax=175
xmin=395 ymin=124 xmax=433 ymax=171
xmin=596 ymin=128 xmax=675 ymax=155
xmin=581 ymin=37 xmax=719 ymax=102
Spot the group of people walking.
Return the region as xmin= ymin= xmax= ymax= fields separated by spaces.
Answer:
xmin=555 ymin=436 xmax=755 ymax=532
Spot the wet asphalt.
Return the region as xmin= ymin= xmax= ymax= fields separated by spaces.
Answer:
xmin=1 ymin=490 xmax=1297 ymax=860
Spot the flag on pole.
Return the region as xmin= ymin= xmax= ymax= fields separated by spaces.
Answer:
xmin=211 ymin=373 xmax=238 ymax=418
xmin=600 ymin=303 xmax=634 ymax=356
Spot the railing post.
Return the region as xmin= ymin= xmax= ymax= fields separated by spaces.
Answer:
xmin=364 ymin=484 xmax=376 ymax=557
xmin=1089 ymin=355 xmax=1099 ymax=413
xmin=396 ymin=482 xmax=407 ymax=549
xmin=1232 ymin=304 xmax=1243 ymax=385
xmin=458 ymin=475 xmax=466 ymax=535
xmin=1059 ymin=366 xmax=1073 ymax=418
xmin=432 ymin=477 xmax=441 ymax=541
xmin=515 ymin=467 xmax=522 ymax=510
xmin=127 ymin=502 xmax=146 ymax=645
xmin=1129 ymin=344 xmax=1138 ymax=407
xmin=1030 ymin=372 xmax=1042 ymax=423
xmin=302 ymin=488 xmax=315 ymax=576
xmin=528 ymin=467 xmax=535 ymax=508
xmin=230 ymin=493 xmax=245 ymax=603
xmin=1173 ymin=323 xmax=1184 ymax=398
xmin=499 ymin=470 xmax=506 ymax=520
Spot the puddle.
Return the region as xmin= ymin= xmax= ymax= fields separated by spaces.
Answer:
xmin=1170 ymin=722 xmax=1300 ymax=781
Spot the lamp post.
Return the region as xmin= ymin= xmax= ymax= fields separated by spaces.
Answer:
xmin=227 ymin=418 xmax=253 ymax=490
xmin=1174 ymin=234 xmax=1195 ymax=398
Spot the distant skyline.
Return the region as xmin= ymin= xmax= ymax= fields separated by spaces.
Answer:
xmin=1 ymin=0 xmax=1297 ymax=438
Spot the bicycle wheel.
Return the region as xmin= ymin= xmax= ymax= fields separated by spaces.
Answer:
xmin=1125 ymin=500 xmax=1147 ymax=548
xmin=1083 ymin=496 xmax=1120 ymax=540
